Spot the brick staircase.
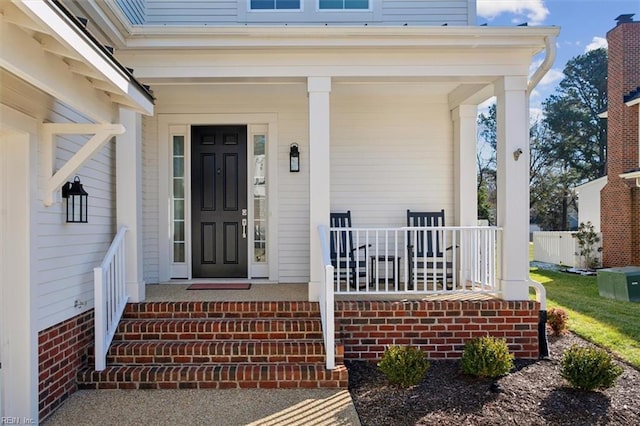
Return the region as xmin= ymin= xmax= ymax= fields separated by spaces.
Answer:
xmin=77 ymin=301 xmax=347 ymax=389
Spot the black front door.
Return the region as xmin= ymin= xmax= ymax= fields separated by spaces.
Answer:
xmin=191 ymin=125 xmax=248 ymax=278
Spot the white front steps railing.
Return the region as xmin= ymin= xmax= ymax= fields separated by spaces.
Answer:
xmin=93 ymin=227 xmax=129 ymax=371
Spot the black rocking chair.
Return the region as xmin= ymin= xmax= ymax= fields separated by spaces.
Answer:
xmin=406 ymin=209 xmax=454 ymax=289
xmin=330 ymin=211 xmax=370 ymax=288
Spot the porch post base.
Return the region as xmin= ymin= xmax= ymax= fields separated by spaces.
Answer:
xmin=126 ymin=280 xmax=146 ymax=303
xmin=499 ymin=279 xmax=530 ymax=300
xmin=308 ymin=280 xmax=320 ymax=302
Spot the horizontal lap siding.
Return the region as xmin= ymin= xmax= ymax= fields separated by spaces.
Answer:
xmin=145 ymin=83 xmax=453 ymax=283
xmin=142 ymin=115 xmax=159 ymax=284
xmin=141 ymin=0 xmax=470 ymax=26
xmin=145 ymin=1 xmax=237 ymax=25
xmin=331 ymin=84 xmax=453 ymax=227
xmin=116 ymin=0 xmax=145 ymax=24
xmin=36 ymin=106 xmax=116 ymax=331
xmin=383 ymin=0 xmax=470 ymax=25
xmin=146 ymin=84 xmax=309 ymax=282
xmin=0 ymin=73 xmax=117 ymax=332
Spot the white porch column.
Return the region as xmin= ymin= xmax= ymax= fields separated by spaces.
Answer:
xmin=452 ymin=105 xmax=478 ymax=226
xmin=0 ymin=127 xmax=38 ymax=422
xmin=116 ymin=108 xmax=145 ymax=302
xmin=495 ymin=76 xmax=530 ymax=300
xmin=307 ymin=77 xmax=332 ymax=302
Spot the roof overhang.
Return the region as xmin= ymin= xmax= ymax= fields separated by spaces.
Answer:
xmin=1 ymin=0 xmax=153 ymax=122
xmin=619 ymin=169 xmax=640 ymax=188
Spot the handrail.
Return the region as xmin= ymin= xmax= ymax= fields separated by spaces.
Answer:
xmin=318 ymin=224 xmax=335 ymax=370
xmin=93 ymin=227 xmax=129 ymax=371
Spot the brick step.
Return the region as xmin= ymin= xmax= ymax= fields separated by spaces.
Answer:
xmin=77 ymin=363 xmax=348 ymax=389
xmin=124 ymin=301 xmax=320 ymax=319
xmin=89 ymin=340 xmax=332 ymax=365
xmin=114 ymin=318 xmax=324 ymax=341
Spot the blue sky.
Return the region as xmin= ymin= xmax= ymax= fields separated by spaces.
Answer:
xmin=476 ymin=0 xmax=640 ymax=116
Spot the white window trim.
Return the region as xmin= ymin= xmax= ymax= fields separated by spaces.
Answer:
xmin=317 ymin=0 xmax=371 ymax=12
xmin=247 ymin=0 xmax=303 ymax=12
xmin=158 ymin=113 xmax=279 ymax=283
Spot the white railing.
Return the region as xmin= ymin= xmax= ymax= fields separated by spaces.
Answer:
xmin=93 ymin=227 xmax=129 ymax=371
xmin=533 ymin=231 xmax=602 ymax=268
xmin=317 ymin=225 xmax=335 ymax=370
xmin=330 ymin=226 xmax=501 ymax=295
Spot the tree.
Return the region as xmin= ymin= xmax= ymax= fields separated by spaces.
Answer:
xmin=477 ymin=104 xmax=497 ymax=224
xmin=543 ymin=48 xmax=608 ymax=181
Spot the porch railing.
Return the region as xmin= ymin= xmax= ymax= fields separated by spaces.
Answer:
xmin=329 ymin=226 xmax=502 ymax=295
xmin=93 ymin=227 xmax=129 ymax=371
xmin=318 ymin=225 xmax=502 ymax=369
xmin=318 ymin=225 xmax=335 ymax=370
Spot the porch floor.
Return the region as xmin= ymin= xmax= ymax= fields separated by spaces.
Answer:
xmin=145 ymin=283 xmax=499 ymax=302
xmin=145 ymin=282 xmax=308 ymax=302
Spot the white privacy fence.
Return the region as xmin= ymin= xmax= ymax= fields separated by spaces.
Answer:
xmin=327 ymin=226 xmax=502 ymax=295
xmin=93 ymin=227 xmax=129 ymax=371
xmin=532 ymin=231 xmax=602 ymax=268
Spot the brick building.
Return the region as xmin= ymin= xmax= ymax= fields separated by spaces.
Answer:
xmin=601 ymin=14 xmax=640 ymax=267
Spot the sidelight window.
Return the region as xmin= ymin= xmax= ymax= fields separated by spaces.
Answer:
xmin=253 ymin=134 xmax=267 ymax=263
xmin=172 ymin=135 xmax=186 ymax=263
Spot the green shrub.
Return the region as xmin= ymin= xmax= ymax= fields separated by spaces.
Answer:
xmin=560 ymin=344 xmax=623 ymax=391
xmin=460 ymin=337 xmax=514 ymax=378
xmin=547 ymin=307 xmax=569 ymax=336
xmin=377 ymin=345 xmax=430 ymax=388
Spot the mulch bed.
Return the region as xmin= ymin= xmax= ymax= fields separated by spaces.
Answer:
xmin=347 ymin=333 xmax=640 ymax=425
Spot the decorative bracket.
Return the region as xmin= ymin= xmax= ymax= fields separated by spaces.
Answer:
xmin=41 ymin=123 xmax=125 ymax=206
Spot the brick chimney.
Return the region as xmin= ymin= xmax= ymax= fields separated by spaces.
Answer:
xmin=600 ymin=15 xmax=640 ymax=266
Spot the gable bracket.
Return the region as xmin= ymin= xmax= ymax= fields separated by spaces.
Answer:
xmin=42 ymin=123 xmax=125 ymax=206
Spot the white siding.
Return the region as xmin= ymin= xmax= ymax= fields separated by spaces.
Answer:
xmin=2 ymin=73 xmax=117 ymax=332
xmin=117 ymin=0 xmax=145 ymax=24
xmin=575 ymin=176 xmax=607 ymax=232
xmin=145 ymin=0 xmax=238 ymax=25
xmin=142 ymin=82 xmax=453 ymax=283
xmin=331 ymin=84 xmax=453 ymax=227
xmin=142 ymin=114 xmax=160 ymax=283
xmin=382 ymin=0 xmax=471 ymax=26
xmin=35 ymin=124 xmax=115 ymax=331
xmin=141 ymin=0 xmax=471 ymax=26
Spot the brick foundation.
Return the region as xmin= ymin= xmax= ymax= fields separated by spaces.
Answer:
xmin=38 ymin=310 xmax=94 ymax=421
xmin=335 ymin=300 xmax=540 ymax=361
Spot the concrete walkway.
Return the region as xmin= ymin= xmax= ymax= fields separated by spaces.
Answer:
xmin=42 ymin=388 xmax=360 ymax=426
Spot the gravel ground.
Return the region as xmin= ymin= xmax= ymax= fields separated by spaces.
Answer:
xmin=347 ymin=333 xmax=640 ymax=425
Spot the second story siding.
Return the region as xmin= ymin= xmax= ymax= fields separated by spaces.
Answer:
xmin=124 ymin=0 xmax=474 ymax=26
xmin=117 ymin=0 xmax=145 ymax=24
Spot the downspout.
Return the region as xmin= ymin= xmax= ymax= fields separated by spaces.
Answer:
xmin=527 ymin=35 xmax=557 ymax=95
xmin=526 ymin=35 xmax=557 ymax=358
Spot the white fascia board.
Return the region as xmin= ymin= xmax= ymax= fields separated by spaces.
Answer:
xmin=0 ymin=17 xmax=114 ymax=123
xmin=14 ymin=0 xmax=152 ymax=116
xmin=123 ymin=25 xmax=560 ymax=50
xmin=626 ymin=97 xmax=640 ymax=107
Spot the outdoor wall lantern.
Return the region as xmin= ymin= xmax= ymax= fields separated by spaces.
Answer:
xmin=289 ymin=143 xmax=300 ymax=172
xmin=62 ymin=176 xmax=88 ymax=223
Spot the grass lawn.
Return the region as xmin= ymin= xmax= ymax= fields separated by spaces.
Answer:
xmin=530 ymin=268 xmax=640 ymax=369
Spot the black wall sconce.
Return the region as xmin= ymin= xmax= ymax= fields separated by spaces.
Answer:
xmin=62 ymin=176 xmax=88 ymax=223
xmin=289 ymin=143 xmax=300 ymax=172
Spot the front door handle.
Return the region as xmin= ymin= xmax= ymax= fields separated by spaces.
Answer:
xmin=242 ymin=219 xmax=247 ymax=239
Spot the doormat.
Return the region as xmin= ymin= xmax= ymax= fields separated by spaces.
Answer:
xmin=187 ymin=283 xmax=252 ymax=290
